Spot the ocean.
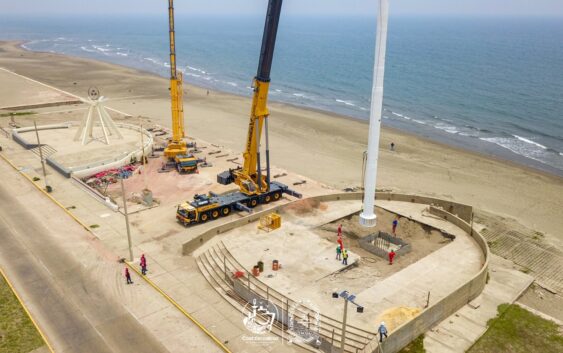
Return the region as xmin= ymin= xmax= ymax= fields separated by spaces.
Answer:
xmin=1 ymin=15 xmax=562 ymax=176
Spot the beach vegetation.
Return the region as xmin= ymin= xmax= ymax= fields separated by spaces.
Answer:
xmin=0 ymin=111 xmax=36 ymax=118
xmin=0 ymin=274 xmax=45 ymax=352
xmin=468 ymin=304 xmax=563 ymax=353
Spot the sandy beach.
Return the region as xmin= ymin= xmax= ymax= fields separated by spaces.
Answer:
xmin=0 ymin=40 xmax=561 ymax=248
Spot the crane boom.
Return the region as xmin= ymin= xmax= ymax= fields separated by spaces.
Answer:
xmin=164 ymin=0 xmax=187 ymax=158
xmin=220 ymin=0 xmax=283 ymax=196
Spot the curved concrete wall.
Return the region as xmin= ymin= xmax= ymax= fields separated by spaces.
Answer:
xmin=12 ymin=123 xmax=153 ymax=179
xmin=182 ymin=192 xmax=473 ymax=255
xmin=182 ymin=192 xmax=489 ymax=353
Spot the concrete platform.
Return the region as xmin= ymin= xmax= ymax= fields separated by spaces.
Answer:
xmin=18 ymin=125 xmax=142 ymax=169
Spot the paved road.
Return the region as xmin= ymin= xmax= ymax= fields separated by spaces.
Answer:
xmin=0 ymin=181 xmax=168 ymax=353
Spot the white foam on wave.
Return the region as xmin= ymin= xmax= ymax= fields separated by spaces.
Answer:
xmin=80 ymin=46 xmax=96 ymax=53
xmin=164 ymin=62 xmax=171 ymax=68
xmin=335 ymin=99 xmax=356 ymax=107
xmin=434 ymin=123 xmax=458 ymax=134
xmin=413 ymin=119 xmax=427 ymax=125
xmin=513 ymin=135 xmax=547 ymax=150
xmin=226 ymin=82 xmax=238 ymax=87
xmin=479 ymin=136 xmax=554 ymax=165
xmin=116 ymin=52 xmax=128 ymax=57
xmin=93 ymin=45 xmax=111 ymax=54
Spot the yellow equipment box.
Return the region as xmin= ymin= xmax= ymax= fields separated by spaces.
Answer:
xmin=258 ymin=213 xmax=281 ymax=232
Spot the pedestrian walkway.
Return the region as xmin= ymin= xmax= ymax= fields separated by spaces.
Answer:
xmin=424 ymin=255 xmax=534 ymax=353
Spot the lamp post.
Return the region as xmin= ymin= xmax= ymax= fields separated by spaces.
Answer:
xmin=119 ymin=170 xmax=134 ymax=262
xmin=332 ymin=290 xmax=364 ymax=353
xmin=33 ymin=121 xmax=52 ymax=193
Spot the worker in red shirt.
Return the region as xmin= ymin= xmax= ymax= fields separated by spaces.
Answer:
xmin=388 ymin=249 xmax=396 ymax=265
xmin=337 ymin=224 xmax=342 ymax=237
xmin=337 ymin=235 xmax=344 ymax=252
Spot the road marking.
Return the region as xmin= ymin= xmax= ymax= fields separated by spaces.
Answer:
xmin=0 ymin=267 xmax=56 ymax=353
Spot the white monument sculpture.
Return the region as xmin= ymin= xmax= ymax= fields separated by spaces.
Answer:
xmin=74 ymin=87 xmax=123 ymax=145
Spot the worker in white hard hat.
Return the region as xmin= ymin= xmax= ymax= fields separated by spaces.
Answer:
xmin=378 ymin=321 xmax=388 ymax=342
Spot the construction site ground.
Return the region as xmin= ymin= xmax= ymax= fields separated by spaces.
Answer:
xmin=196 ymin=199 xmax=483 ymax=333
xmin=3 ymin=68 xmax=558 ymax=353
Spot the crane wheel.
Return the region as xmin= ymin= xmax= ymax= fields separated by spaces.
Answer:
xmin=200 ymin=213 xmax=208 ymax=223
xmin=249 ymin=199 xmax=258 ymax=208
xmin=265 ymin=195 xmax=272 ymax=203
xmin=273 ymin=192 xmax=281 ymax=201
xmin=212 ymin=210 xmax=220 ymax=219
xmin=221 ymin=207 xmax=230 ymax=216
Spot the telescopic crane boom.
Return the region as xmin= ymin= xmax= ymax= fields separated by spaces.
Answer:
xmin=164 ymin=0 xmax=187 ymax=158
xmin=175 ymin=0 xmax=300 ymax=227
xmin=218 ymin=0 xmax=285 ymax=196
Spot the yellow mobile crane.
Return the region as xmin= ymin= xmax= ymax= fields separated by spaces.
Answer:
xmin=176 ymin=0 xmax=301 ymax=226
xmin=163 ymin=0 xmax=198 ymax=173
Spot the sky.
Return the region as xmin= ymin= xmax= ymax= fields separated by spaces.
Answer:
xmin=1 ymin=0 xmax=562 ymax=17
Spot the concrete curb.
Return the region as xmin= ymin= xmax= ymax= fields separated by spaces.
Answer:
xmin=125 ymin=262 xmax=233 ymax=353
xmin=0 ymin=267 xmax=55 ymax=353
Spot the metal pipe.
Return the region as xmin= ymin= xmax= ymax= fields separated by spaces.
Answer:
xmin=265 ymin=117 xmax=271 ymax=190
xmin=120 ymin=176 xmax=134 ymax=262
xmin=340 ymin=298 xmax=349 ymax=353
xmin=256 ymin=119 xmax=262 ymax=191
xmin=360 ymin=0 xmax=389 ymax=228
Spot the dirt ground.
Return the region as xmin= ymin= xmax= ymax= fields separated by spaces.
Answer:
xmin=311 ymin=207 xmax=452 ymax=296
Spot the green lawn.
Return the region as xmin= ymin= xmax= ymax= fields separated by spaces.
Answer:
xmin=468 ymin=304 xmax=563 ymax=353
xmin=0 ymin=274 xmax=45 ymax=353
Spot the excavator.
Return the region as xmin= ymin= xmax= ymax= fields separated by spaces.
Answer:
xmin=176 ymin=0 xmax=301 ymax=226
xmin=163 ymin=0 xmax=198 ymax=174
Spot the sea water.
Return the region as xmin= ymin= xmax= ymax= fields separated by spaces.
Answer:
xmin=1 ymin=15 xmax=562 ymax=175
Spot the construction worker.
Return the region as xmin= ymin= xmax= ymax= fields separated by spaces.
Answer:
xmin=378 ymin=322 xmax=388 ymax=342
xmin=342 ymin=249 xmax=349 ymax=266
xmin=392 ymin=217 xmax=399 ymax=235
xmin=140 ymin=254 xmax=147 ymax=275
xmin=336 ymin=245 xmax=342 ymax=260
xmin=337 ymin=224 xmax=342 ymax=237
xmin=337 ymin=235 xmax=344 ymax=253
xmin=124 ymin=267 xmax=133 ymax=284
xmin=388 ymin=249 xmax=396 ymax=265
xmin=390 ymin=142 xmax=395 ymax=151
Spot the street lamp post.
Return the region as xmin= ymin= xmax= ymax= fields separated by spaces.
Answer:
xmin=332 ymin=290 xmax=364 ymax=353
xmin=119 ymin=172 xmax=134 ymax=262
xmin=33 ymin=121 xmax=52 ymax=192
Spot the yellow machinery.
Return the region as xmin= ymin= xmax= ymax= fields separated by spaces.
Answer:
xmin=164 ymin=0 xmax=188 ymax=159
xmin=176 ymin=0 xmax=301 ymax=227
xmin=258 ymin=213 xmax=282 ymax=232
